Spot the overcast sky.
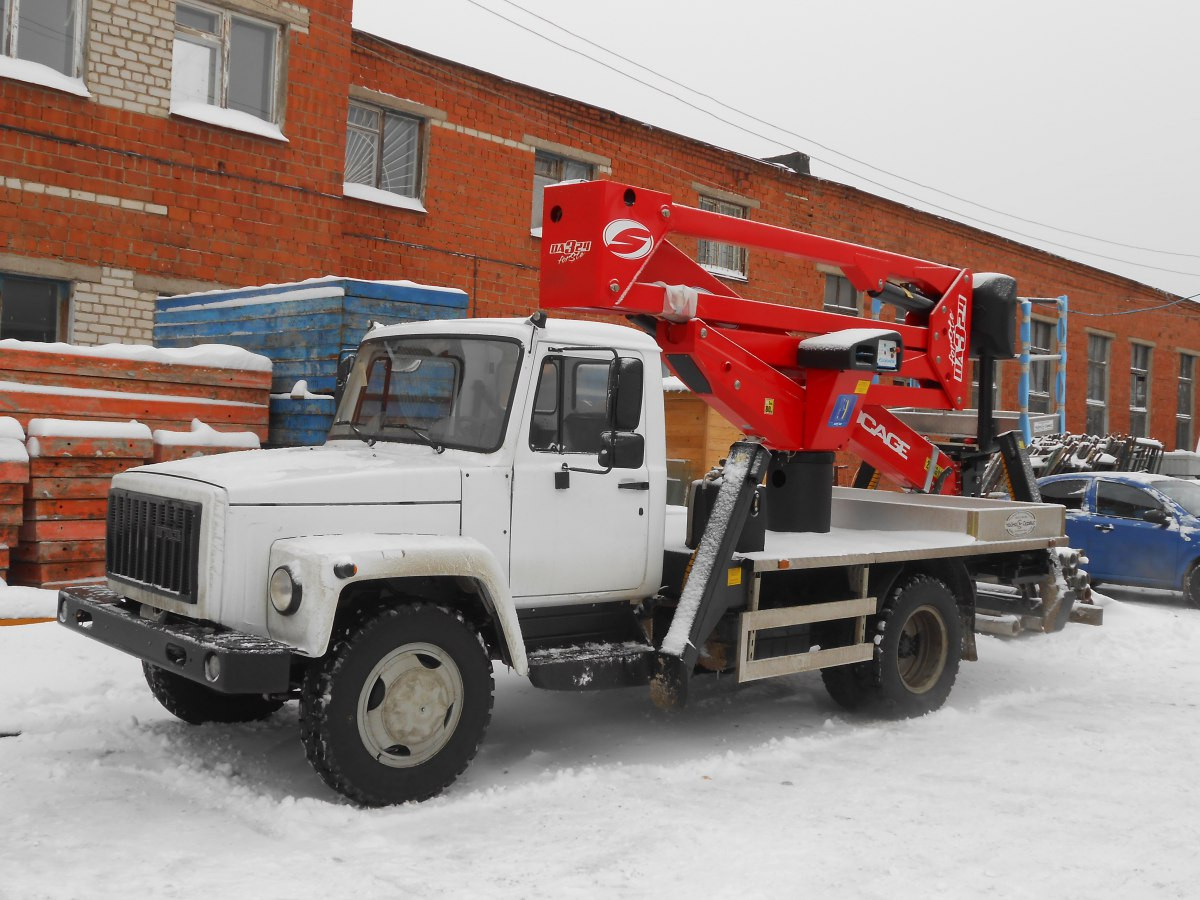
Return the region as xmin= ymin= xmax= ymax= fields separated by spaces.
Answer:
xmin=353 ymin=0 xmax=1200 ymax=300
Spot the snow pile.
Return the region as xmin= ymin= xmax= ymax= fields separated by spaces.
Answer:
xmin=0 ymin=587 xmax=1197 ymax=897
xmin=152 ymin=419 xmax=260 ymax=449
xmin=0 ymin=417 xmax=25 ymax=440
xmin=0 ymin=338 xmax=272 ymax=373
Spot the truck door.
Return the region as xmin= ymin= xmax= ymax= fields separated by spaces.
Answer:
xmin=508 ymin=351 xmax=651 ymax=600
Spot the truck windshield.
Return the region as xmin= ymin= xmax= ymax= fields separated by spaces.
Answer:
xmin=330 ymin=335 xmax=523 ymax=453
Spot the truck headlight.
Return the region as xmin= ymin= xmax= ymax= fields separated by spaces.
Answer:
xmin=269 ymin=566 xmax=302 ymax=615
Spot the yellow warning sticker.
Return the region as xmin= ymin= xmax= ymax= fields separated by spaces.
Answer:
xmin=727 ymin=567 xmax=743 ymax=587
xmin=855 ymin=380 xmax=871 ymax=394
xmin=764 ymin=398 xmax=775 ymax=415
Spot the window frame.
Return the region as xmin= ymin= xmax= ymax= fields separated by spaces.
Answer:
xmin=528 ymin=354 xmax=617 ymax=455
xmin=1129 ymin=341 xmax=1152 ymax=438
xmin=1178 ymin=352 xmax=1196 ymax=451
xmin=343 ymin=99 xmax=427 ymax=211
xmin=0 ymin=0 xmax=87 ymax=84
xmin=1086 ymin=332 xmax=1112 ymax=435
xmin=1028 ymin=317 xmax=1057 ymax=415
xmin=0 ymin=272 xmax=69 ymax=342
xmin=696 ymin=194 xmax=749 ymax=280
xmin=531 ymin=149 xmax=594 ymax=235
xmin=171 ymin=0 xmax=283 ymax=126
xmin=823 ymin=273 xmax=861 ymax=316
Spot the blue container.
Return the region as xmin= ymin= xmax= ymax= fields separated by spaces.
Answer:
xmin=155 ymin=278 xmax=469 ymax=446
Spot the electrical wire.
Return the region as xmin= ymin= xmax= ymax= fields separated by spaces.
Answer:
xmin=459 ymin=0 xmax=1200 ymax=280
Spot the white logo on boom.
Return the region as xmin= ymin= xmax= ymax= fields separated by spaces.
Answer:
xmin=947 ymin=293 xmax=968 ymax=382
xmin=602 ymin=219 xmax=654 ymax=260
xmin=857 ymin=411 xmax=910 ymax=460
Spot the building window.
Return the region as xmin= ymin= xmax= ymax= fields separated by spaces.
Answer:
xmin=345 ymin=102 xmax=423 ymax=201
xmin=697 ymin=195 xmax=748 ymax=279
xmin=1129 ymin=343 xmax=1152 ymax=438
xmin=1028 ymin=319 xmax=1056 ymax=414
xmin=823 ymin=274 xmax=860 ymax=316
xmin=532 ymin=150 xmax=593 ymax=232
xmin=1178 ymin=353 xmax=1195 ymax=451
xmin=1086 ymin=334 xmax=1111 ymax=434
xmin=1 ymin=0 xmax=83 ymax=77
xmin=172 ymin=1 xmax=280 ymax=122
xmin=0 ymin=274 xmax=66 ymax=342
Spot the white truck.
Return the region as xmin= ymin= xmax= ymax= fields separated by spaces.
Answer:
xmin=59 ymin=181 xmax=1081 ymax=806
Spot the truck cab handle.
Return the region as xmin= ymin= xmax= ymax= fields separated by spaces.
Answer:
xmin=618 ymin=481 xmax=650 ymax=491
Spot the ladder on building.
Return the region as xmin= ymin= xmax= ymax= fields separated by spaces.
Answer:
xmin=1017 ymin=295 xmax=1068 ymax=442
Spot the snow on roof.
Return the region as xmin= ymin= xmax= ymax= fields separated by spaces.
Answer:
xmin=0 ymin=339 xmax=272 ymax=372
xmin=799 ymin=328 xmax=898 ymax=352
xmin=163 ymin=275 xmax=467 ymax=303
xmin=152 ymin=419 xmax=260 ymax=449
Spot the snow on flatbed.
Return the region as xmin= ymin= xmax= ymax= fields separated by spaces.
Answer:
xmin=1 ymin=589 xmax=1198 ymax=898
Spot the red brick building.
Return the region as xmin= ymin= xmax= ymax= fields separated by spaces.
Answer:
xmin=2 ymin=0 xmax=1198 ymax=448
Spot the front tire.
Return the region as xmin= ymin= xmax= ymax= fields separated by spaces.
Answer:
xmin=822 ymin=574 xmax=961 ymax=717
xmin=143 ymin=662 xmax=284 ymax=725
xmin=300 ymin=603 xmax=494 ymax=806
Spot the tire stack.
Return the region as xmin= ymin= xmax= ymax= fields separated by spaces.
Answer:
xmin=0 ymin=417 xmax=30 ymax=583
xmin=12 ymin=419 xmax=153 ymax=589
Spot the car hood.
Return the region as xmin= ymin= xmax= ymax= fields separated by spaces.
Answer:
xmin=125 ymin=442 xmax=463 ymax=506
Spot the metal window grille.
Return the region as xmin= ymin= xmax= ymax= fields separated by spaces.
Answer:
xmin=345 ymin=102 xmax=422 ymax=198
xmin=697 ymin=195 xmax=748 ymax=278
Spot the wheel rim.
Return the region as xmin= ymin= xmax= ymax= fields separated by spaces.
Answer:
xmin=894 ymin=604 xmax=949 ymax=694
xmin=357 ymin=642 xmax=464 ymax=768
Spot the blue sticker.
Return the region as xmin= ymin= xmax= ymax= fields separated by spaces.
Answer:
xmin=828 ymin=394 xmax=857 ymax=428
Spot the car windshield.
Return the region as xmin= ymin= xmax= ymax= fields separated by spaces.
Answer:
xmin=330 ymin=334 xmax=522 ymax=453
xmin=1154 ymin=478 xmax=1200 ymax=518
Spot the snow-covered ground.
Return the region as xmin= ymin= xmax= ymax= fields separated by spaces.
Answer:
xmin=2 ymin=587 xmax=1198 ymax=899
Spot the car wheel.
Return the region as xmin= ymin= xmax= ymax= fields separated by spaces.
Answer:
xmin=1183 ymin=565 xmax=1200 ymax=609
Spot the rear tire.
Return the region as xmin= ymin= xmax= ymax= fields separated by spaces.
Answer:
xmin=822 ymin=574 xmax=961 ymax=717
xmin=300 ymin=603 xmax=494 ymax=806
xmin=143 ymin=662 xmax=284 ymax=725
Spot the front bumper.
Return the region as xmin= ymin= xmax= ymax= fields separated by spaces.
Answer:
xmin=58 ymin=585 xmax=294 ymax=694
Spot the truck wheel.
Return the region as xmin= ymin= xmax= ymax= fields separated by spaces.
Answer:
xmin=299 ymin=603 xmax=494 ymax=806
xmin=822 ymin=574 xmax=960 ymax=717
xmin=1183 ymin=564 xmax=1200 ymax=609
xmin=142 ymin=662 xmax=284 ymax=725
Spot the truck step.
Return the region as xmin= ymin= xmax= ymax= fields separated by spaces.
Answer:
xmin=526 ymin=640 xmax=657 ymax=691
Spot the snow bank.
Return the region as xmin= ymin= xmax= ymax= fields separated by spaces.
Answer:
xmin=0 ymin=338 xmax=272 ymax=372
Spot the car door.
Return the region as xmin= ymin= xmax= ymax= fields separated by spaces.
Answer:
xmin=1038 ymin=477 xmax=1093 ymax=559
xmin=508 ymin=350 xmax=651 ymax=602
xmin=1087 ymin=479 xmax=1179 ymax=587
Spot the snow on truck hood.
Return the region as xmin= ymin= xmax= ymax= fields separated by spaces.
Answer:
xmin=126 ymin=441 xmax=462 ymax=505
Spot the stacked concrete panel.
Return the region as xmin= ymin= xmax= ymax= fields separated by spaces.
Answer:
xmin=0 ymin=418 xmax=30 ymax=582
xmin=11 ymin=420 xmax=153 ymax=589
xmin=151 ymin=419 xmax=261 ymax=463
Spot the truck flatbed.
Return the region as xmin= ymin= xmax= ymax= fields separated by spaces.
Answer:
xmin=667 ymin=486 xmax=1065 ymax=572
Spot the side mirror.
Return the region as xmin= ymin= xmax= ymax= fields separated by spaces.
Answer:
xmin=1144 ymin=508 xmax=1171 ymax=526
xmin=598 ymin=431 xmax=645 ymax=470
xmin=607 ymin=357 xmax=643 ymax=431
xmin=334 ymin=349 xmax=357 ymax=406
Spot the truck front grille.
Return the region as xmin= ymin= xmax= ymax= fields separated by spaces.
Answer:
xmin=107 ymin=489 xmax=202 ymax=604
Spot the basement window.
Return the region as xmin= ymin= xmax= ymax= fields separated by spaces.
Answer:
xmin=0 ymin=0 xmax=88 ymax=94
xmin=171 ymin=1 xmax=285 ymax=139
xmin=0 ymin=274 xmax=67 ymax=342
xmin=343 ymin=101 xmax=426 ymax=212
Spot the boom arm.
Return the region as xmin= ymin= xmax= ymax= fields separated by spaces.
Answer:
xmin=539 ymin=180 xmax=980 ymax=491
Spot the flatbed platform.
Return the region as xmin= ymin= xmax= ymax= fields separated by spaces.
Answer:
xmin=667 ymin=486 xmax=1065 ymax=572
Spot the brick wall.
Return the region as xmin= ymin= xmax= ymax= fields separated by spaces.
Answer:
xmin=2 ymin=3 xmax=1199 ymax=448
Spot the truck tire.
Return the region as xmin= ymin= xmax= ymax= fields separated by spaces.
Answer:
xmin=299 ymin=603 xmax=494 ymax=806
xmin=143 ymin=662 xmax=284 ymax=725
xmin=821 ymin=574 xmax=961 ymax=717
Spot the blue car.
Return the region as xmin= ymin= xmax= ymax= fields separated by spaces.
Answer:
xmin=1037 ymin=472 xmax=1200 ymax=608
